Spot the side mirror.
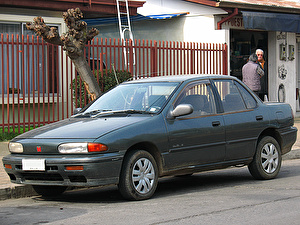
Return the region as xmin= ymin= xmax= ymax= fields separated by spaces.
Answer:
xmin=73 ymin=108 xmax=82 ymax=115
xmin=168 ymin=104 xmax=193 ymax=119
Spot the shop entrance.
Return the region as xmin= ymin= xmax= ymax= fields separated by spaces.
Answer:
xmin=230 ymin=30 xmax=268 ymax=99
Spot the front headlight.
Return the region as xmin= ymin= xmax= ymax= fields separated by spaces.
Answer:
xmin=9 ymin=142 xmax=23 ymax=153
xmin=58 ymin=143 xmax=108 ymax=153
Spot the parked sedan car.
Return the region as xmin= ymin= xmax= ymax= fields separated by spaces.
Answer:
xmin=3 ymin=75 xmax=297 ymax=200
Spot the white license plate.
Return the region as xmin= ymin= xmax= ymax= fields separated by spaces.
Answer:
xmin=22 ymin=159 xmax=45 ymax=171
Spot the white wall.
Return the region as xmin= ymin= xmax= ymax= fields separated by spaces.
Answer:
xmin=183 ymin=15 xmax=226 ymax=43
xmin=96 ymin=17 xmax=185 ymax=42
xmin=268 ymin=31 xmax=297 ymax=114
xmin=136 ymin=0 xmax=227 ymax=44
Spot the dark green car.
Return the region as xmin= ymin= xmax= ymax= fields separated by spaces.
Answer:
xmin=3 ymin=75 xmax=297 ymax=200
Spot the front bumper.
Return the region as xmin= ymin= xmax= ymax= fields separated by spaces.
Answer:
xmin=2 ymin=152 xmax=123 ymax=187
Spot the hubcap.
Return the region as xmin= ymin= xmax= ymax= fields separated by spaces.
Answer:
xmin=261 ymin=143 xmax=279 ymax=174
xmin=132 ymin=158 xmax=155 ymax=194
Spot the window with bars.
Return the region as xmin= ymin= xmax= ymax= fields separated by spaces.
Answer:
xmin=0 ymin=22 xmax=60 ymax=96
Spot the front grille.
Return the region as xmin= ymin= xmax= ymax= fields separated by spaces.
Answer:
xmin=69 ymin=175 xmax=87 ymax=183
xmin=15 ymin=165 xmax=22 ymax=170
xmin=21 ymin=173 xmax=64 ymax=181
xmin=46 ymin=166 xmax=58 ymax=171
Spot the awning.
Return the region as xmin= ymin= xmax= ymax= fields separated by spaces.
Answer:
xmin=85 ymin=13 xmax=188 ymax=26
xmin=146 ymin=13 xmax=188 ymax=19
xmin=242 ymin=11 xmax=300 ymax=33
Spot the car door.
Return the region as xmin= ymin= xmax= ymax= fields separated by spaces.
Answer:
xmin=212 ymin=79 xmax=269 ymax=161
xmin=164 ymin=80 xmax=226 ymax=169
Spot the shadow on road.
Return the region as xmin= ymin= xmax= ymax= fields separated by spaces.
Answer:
xmin=31 ymin=162 xmax=297 ymax=203
xmin=32 ymin=167 xmax=254 ymax=203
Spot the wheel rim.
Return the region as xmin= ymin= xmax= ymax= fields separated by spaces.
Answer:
xmin=132 ymin=157 xmax=155 ymax=194
xmin=261 ymin=142 xmax=279 ymax=174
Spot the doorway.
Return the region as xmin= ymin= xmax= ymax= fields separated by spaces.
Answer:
xmin=230 ymin=30 xmax=268 ymax=99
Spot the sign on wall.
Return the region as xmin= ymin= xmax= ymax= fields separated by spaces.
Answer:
xmin=215 ymin=16 xmax=244 ymax=30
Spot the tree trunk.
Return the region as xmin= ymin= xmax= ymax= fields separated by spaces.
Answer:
xmin=72 ymin=55 xmax=101 ymax=101
xmin=26 ymin=8 xmax=102 ymax=102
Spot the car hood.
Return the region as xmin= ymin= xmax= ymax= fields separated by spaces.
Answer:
xmin=15 ymin=116 xmax=149 ymax=139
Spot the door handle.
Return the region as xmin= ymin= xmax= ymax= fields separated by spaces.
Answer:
xmin=256 ymin=115 xmax=263 ymax=121
xmin=212 ymin=121 xmax=221 ymax=127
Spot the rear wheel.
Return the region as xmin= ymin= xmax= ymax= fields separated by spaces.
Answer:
xmin=32 ymin=185 xmax=67 ymax=197
xmin=248 ymin=136 xmax=282 ymax=180
xmin=118 ymin=150 xmax=158 ymax=200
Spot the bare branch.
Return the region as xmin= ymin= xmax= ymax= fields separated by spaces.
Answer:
xmin=27 ymin=8 xmax=102 ymax=99
xmin=63 ymin=8 xmax=84 ymax=31
xmin=26 ymin=17 xmax=63 ymax=46
xmin=87 ymin=28 xmax=100 ymax=42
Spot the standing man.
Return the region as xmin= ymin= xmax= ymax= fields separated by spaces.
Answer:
xmin=242 ymin=53 xmax=264 ymax=96
xmin=256 ymin=49 xmax=265 ymax=70
xmin=256 ymin=49 xmax=267 ymax=99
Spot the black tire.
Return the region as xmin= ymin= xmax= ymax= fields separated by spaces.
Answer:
xmin=248 ymin=136 xmax=282 ymax=180
xmin=32 ymin=185 xmax=67 ymax=197
xmin=118 ymin=150 xmax=158 ymax=200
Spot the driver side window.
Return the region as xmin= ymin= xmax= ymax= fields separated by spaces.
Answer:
xmin=175 ymin=81 xmax=216 ymax=117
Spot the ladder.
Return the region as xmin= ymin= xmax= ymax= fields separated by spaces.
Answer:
xmin=116 ymin=0 xmax=135 ymax=67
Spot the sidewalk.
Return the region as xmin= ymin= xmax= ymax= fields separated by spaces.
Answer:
xmin=1 ymin=120 xmax=300 ymax=201
xmin=0 ymin=142 xmax=37 ymax=200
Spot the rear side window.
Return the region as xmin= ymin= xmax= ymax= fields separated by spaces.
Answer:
xmin=213 ymin=80 xmax=246 ymax=113
xmin=235 ymin=81 xmax=257 ymax=109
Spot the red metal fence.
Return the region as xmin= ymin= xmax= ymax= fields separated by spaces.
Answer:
xmin=1 ymin=33 xmax=228 ymax=133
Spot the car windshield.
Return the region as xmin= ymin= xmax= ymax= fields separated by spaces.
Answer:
xmin=83 ymin=82 xmax=179 ymax=115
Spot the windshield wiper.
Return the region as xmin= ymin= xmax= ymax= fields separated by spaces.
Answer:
xmin=92 ymin=109 xmax=152 ymax=118
xmin=72 ymin=109 xmax=110 ymax=118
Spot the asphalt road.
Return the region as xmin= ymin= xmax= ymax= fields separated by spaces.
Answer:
xmin=1 ymin=159 xmax=300 ymax=225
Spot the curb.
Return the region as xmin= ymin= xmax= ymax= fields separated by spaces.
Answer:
xmin=0 ymin=184 xmax=37 ymax=201
xmin=282 ymin=148 xmax=300 ymax=160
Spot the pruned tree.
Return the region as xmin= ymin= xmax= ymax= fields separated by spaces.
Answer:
xmin=26 ymin=8 xmax=101 ymax=101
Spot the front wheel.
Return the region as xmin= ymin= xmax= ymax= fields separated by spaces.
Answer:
xmin=32 ymin=185 xmax=67 ymax=197
xmin=248 ymin=136 xmax=282 ymax=180
xmin=118 ymin=150 xmax=158 ymax=200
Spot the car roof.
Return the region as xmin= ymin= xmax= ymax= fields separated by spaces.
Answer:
xmin=124 ymin=74 xmax=235 ymax=84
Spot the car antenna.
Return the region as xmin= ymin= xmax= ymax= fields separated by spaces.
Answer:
xmin=112 ymin=63 xmax=119 ymax=85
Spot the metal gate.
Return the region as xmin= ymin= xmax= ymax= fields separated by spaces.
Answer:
xmin=1 ymin=33 xmax=228 ymax=133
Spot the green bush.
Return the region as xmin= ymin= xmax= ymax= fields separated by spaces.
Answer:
xmin=72 ymin=69 xmax=132 ymax=108
xmin=0 ymin=126 xmax=32 ymax=141
xmin=99 ymin=69 xmax=132 ymax=93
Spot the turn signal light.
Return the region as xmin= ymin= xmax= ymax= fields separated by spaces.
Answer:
xmin=4 ymin=164 xmax=12 ymax=169
xmin=88 ymin=143 xmax=108 ymax=152
xmin=65 ymin=166 xmax=84 ymax=171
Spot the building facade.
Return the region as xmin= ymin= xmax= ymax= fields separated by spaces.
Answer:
xmin=130 ymin=0 xmax=300 ymax=114
xmin=1 ymin=0 xmax=300 ymax=116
